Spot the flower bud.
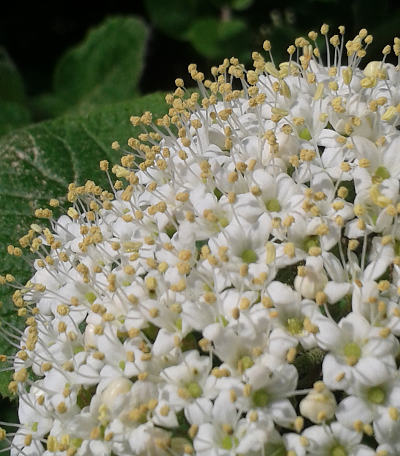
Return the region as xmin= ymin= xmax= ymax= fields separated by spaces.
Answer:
xmin=299 ymin=382 xmax=337 ymax=423
xmin=294 ymin=257 xmax=328 ymax=299
xmin=84 ymin=323 xmax=97 ymax=349
xmin=101 ymin=377 xmax=133 ymax=410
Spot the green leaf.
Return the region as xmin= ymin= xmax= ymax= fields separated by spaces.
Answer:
xmin=186 ymin=17 xmax=250 ymax=62
xmin=230 ymin=0 xmax=253 ymax=10
xmin=0 ymin=49 xmax=31 ymax=136
xmin=0 ymin=92 xmax=169 ymax=398
xmin=0 ymin=48 xmax=25 ymax=104
xmin=144 ymin=0 xmax=199 ymax=37
xmin=0 ymin=102 xmax=31 ymax=137
xmin=42 ymin=17 xmax=148 ymax=117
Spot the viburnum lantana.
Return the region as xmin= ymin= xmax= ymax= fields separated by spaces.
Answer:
xmin=1 ymin=24 xmax=400 ymax=456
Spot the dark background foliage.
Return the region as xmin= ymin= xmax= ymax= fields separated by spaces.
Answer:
xmin=1 ymin=0 xmax=399 ymax=103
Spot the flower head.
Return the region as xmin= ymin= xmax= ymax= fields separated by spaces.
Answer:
xmin=1 ymin=25 xmax=400 ymax=455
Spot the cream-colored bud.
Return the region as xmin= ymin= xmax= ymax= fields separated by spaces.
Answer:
xmin=294 ymin=257 xmax=328 ymax=299
xmin=299 ymin=383 xmax=337 ymax=423
xmin=101 ymin=377 xmax=133 ymax=410
xmin=84 ymin=323 xmax=97 ymax=349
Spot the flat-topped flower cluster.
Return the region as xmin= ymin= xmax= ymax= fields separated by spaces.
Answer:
xmin=2 ymin=25 xmax=400 ymax=456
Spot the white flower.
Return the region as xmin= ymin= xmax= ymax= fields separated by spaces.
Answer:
xmin=317 ymin=312 xmax=398 ymax=391
xmin=336 ymin=370 xmax=400 ymax=430
xmin=302 ymin=421 xmax=374 ymax=456
xmin=3 ymin=25 xmax=400 ymax=455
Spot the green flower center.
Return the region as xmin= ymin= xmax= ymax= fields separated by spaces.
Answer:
xmin=302 ymin=235 xmax=320 ymax=251
xmin=373 ymin=166 xmax=390 ymax=182
xmin=175 ymin=318 xmax=182 ymax=331
xmin=286 ymin=317 xmax=304 ymax=335
xmin=367 ymin=386 xmax=386 ymax=404
xmin=299 ymin=127 xmax=312 ymax=140
xmin=266 ymin=198 xmax=281 ymax=212
xmin=72 ymin=438 xmax=83 ymax=448
xmin=343 ymin=342 xmax=361 ymax=365
xmin=241 ymin=249 xmax=258 ymax=263
xmin=252 ymin=388 xmax=269 ymax=407
xmin=221 ymin=435 xmax=239 ymax=450
xmin=85 ymin=292 xmax=96 ymax=303
xmin=330 ymin=445 xmax=347 ymax=456
xmin=187 ymin=382 xmax=202 ymax=398
xmin=237 ymin=355 xmax=254 ymax=373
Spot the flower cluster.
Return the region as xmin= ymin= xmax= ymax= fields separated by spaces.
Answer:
xmin=2 ymin=24 xmax=400 ymax=456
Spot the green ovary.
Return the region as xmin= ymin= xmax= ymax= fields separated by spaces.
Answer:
xmin=175 ymin=318 xmax=182 ymax=331
xmin=241 ymin=249 xmax=258 ymax=264
xmin=367 ymin=386 xmax=386 ymax=404
xmin=85 ymin=292 xmax=96 ymax=303
xmin=343 ymin=342 xmax=361 ymax=365
xmin=266 ymin=198 xmax=281 ymax=212
xmin=373 ymin=166 xmax=390 ymax=182
xmin=218 ymin=216 xmax=229 ymax=228
xmin=237 ymin=355 xmax=254 ymax=373
xmin=221 ymin=435 xmax=239 ymax=450
xmin=302 ymin=235 xmax=320 ymax=251
xmin=330 ymin=445 xmax=347 ymax=456
xmin=286 ymin=317 xmax=304 ymax=335
xmin=187 ymin=382 xmax=203 ymax=398
xmin=299 ymin=127 xmax=312 ymax=140
xmin=252 ymin=388 xmax=269 ymax=407
xmin=72 ymin=438 xmax=83 ymax=448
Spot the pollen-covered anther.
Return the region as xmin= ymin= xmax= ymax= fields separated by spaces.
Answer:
xmin=287 ymin=347 xmax=297 ymax=363
xmin=358 ymin=158 xmax=371 ymax=168
xmin=283 ymin=242 xmax=295 ymax=258
xmin=308 ymin=246 xmax=322 ymax=256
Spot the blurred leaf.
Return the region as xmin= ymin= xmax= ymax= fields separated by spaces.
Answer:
xmin=0 ymin=92 xmax=170 ymax=397
xmin=261 ymin=24 xmax=300 ymax=65
xmin=209 ymin=0 xmax=253 ymax=9
xmin=231 ymin=0 xmax=253 ymax=10
xmin=0 ymin=48 xmax=25 ymax=104
xmin=0 ymin=102 xmax=31 ymax=137
xmin=144 ymin=0 xmax=199 ymax=37
xmin=30 ymin=93 xmax=70 ymax=121
xmin=0 ymin=49 xmax=31 ymax=135
xmin=364 ymin=15 xmax=400 ymax=62
xmin=0 ymin=396 xmax=18 ymax=455
xmin=38 ymin=16 xmax=148 ymax=118
xmin=186 ymin=17 xmax=250 ymax=62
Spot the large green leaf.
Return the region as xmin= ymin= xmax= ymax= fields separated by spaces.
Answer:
xmin=33 ymin=17 xmax=148 ymax=119
xmin=0 ymin=92 xmax=169 ymax=397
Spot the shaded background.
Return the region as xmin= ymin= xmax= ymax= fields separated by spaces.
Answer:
xmin=1 ymin=0 xmax=399 ymax=106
